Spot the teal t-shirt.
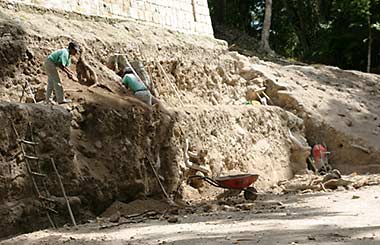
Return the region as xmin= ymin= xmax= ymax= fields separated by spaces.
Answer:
xmin=122 ymin=74 xmax=146 ymax=92
xmin=48 ymin=48 xmax=71 ymax=67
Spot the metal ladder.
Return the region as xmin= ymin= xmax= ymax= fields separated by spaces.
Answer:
xmin=11 ymin=120 xmax=76 ymax=228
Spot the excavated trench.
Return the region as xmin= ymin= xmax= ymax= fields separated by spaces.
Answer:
xmin=0 ymin=38 xmax=329 ymax=238
xmin=264 ymin=68 xmax=380 ymax=174
xmin=0 ymin=98 xmax=308 ymax=238
xmin=1 ymin=2 xmax=379 ymax=239
xmin=0 ymin=101 xmax=176 ymax=237
xmin=1 ymin=44 xmax=377 ymax=238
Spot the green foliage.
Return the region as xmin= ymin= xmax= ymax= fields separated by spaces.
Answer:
xmin=208 ymin=0 xmax=380 ymax=72
xmin=208 ymin=0 xmax=256 ymax=30
xmin=373 ymin=22 xmax=380 ymax=31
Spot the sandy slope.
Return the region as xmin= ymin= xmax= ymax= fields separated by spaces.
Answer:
xmin=249 ymin=61 xmax=380 ymax=173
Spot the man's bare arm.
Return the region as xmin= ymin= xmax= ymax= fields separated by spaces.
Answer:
xmin=58 ymin=64 xmax=78 ymax=81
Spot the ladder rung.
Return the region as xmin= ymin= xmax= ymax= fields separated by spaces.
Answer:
xmin=30 ymin=171 xmax=47 ymax=177
xmin=18 ymin=139 xmax=38 ymax=145
xmin=39 ymin=196 xmax=56 ymax=203
xmin=24 ymin=155 xmax=39 ymax=160
xmin=44 ymin=206 xmax=58 ymax=214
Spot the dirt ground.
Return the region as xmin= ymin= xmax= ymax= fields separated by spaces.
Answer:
xmin=1 ymin=184 xmax=379 ymax=245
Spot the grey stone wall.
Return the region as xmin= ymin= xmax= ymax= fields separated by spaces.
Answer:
xmin=6 ymin=0 xmax=214 ymax=36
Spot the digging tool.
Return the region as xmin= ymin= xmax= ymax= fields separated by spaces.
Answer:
xmin=20 ymin=80 xmax=36 ymax=103
xmin=148 ymin=154 xmax=177 ymax=207
xmin=64 ymin=89 xmax=83 ymax=92
xmin=184 ymin=138 xmax=210 ymax=174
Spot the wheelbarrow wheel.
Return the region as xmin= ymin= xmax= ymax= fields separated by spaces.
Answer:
xmin=244 ymin=187 xmax=258 ymax=201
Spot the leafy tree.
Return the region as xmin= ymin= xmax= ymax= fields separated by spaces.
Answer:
xmin=208 ymin=0 xmax=380 ymax=72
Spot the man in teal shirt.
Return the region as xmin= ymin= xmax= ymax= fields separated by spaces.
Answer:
xmin=122 ymin=66 xmax=153 ymax=105
xmin=44 ymin=41 xmax=80 ymax=104
xmin=118 ymin=63 xmax=173 ymax=117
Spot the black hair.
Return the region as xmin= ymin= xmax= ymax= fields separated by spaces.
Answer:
xmin=124 ymin=66 xmax=133 ymax=74
xmin=68 ymin=41 xmax=80 ymax=52
xmin=117 ymin=66 xmax=133 ymax=77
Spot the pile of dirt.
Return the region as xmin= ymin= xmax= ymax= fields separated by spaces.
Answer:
xmin=100 ymin=199 xmax=169 ymax=218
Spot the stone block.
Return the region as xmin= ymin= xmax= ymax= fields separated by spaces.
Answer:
xmin=145 ymin=10 xmax=153 ymax=22
xmin=129 ymin=7 xmax=138 ymax=19
xmin=165 ymin=13 xmax=171 ymax=26
xmin=137 ymin=9 xmax=145 ymax=19
xmin=7 ymin=0 xmax=214 ymax=36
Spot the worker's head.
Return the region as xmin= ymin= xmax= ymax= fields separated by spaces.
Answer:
xmin=68 ymin=41 xmax=81 ymax=56
xmin=124 ymin=66 xmax=133 ymax=74
xmin=117 ymin=65 xmax=133 ymax=77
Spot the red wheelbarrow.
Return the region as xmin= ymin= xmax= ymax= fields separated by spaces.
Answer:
xmin=189 ymin=174 xmax=259 ymax=201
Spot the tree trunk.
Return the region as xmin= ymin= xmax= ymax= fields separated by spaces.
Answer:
xmin=367 ymin=12 xmax=372 ymax=72
xmin=261 ymin=0 xmax=273 ymax=52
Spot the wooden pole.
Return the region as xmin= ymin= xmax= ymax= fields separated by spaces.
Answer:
xmin=154 ymin=59 xmax=185 ymax=107
xmin=19 ymin=82 xmax=26 ymax=103
xmin=50 ymin=158 xmax=77 ymax=227
xmin=26 ymin=80 xmax=37 ymax=103
xmin=148 ymin=155 xmax=176 ymax=206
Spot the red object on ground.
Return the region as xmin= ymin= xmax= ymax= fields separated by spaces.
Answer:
xmin=215 ymin=174 xmax=259 ymax=189
xmin=313 ymin=144 xmax=327 ymax=163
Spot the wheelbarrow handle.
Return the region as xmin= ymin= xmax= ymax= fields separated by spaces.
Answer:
xmin=188 ymin=175 xmax=222 ymax=188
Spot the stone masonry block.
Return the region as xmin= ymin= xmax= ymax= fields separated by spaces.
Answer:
xmin=7 ymin=0 xmax=214 ymax=36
